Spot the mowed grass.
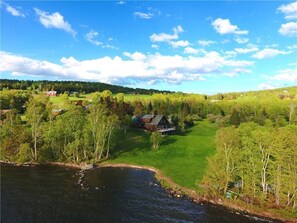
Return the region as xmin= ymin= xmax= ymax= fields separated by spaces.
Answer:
xmin=107 ymin=120 xmax=217 ymax=190
xmin=49 ymin=93 xmax=151 ymax=107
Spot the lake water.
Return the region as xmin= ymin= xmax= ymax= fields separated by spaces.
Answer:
xmin=1 ymin=164 xmax=279 ymax=223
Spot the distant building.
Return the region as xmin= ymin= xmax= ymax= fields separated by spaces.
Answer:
xmin=46 ymin=91 xmax=57 ymax=96
xmin=132 ymin=114 xmax=175 ymax=135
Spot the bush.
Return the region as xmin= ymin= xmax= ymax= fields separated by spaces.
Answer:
xmin=207 ymin=114 xmax=222 ymax=123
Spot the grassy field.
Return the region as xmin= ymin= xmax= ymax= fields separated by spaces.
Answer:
xmin=49 ymin=93 xmax=151 ymax=107
xmin=106 ymin=120 xmax=217 ymax=190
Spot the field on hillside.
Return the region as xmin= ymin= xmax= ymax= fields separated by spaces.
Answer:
xmin=106 ymin=121 xmax=217 ymax=190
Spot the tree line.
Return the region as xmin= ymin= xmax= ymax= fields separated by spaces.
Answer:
xmin=0 ymin=79 xmax=172 ymax=95
xmin=203 ymin=123 xmax=297 ymax=211
xmin=0 ymin=94 xmax=132 ymax=164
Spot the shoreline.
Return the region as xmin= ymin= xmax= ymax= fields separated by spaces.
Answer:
xmin=2 ymin=161 xmax=296 ymax=222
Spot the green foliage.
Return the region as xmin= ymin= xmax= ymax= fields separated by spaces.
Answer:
xmin=17 ymin=143 xmax=32 ymax=164
xmin=150 ymin=131 xmax=163 ymax=149
xmin=204 ymin=122 xmax=297 ymax=211
xmin=230 ymin=109 xmax=241 ymax=127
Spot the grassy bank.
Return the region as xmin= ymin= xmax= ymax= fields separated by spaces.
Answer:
xmin=106 ymin=120 xmax=217 ymax=189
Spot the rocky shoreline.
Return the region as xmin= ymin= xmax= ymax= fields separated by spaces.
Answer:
xmin=2 ymin=161 xmax=296 ymax=222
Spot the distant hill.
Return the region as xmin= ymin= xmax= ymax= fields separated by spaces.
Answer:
xmin=0 ymin=79 xmax=172 ymax=95
xmin=209 ymin=86 xmax=297 ymax=100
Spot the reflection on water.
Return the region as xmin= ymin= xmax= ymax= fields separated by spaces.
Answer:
xmin=1 ymin=164 xmax=278 ymax=223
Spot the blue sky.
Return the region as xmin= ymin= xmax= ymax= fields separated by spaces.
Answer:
xmin=1 ymin=0 xmax=297 ymax=94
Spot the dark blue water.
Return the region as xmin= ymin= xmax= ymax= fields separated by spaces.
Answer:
xmin=1 ymin=165 xmax=279 ymax=223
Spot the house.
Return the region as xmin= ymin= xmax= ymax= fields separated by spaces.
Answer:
xmin=132 ymin=114 xmax=175 ymax=135
xmin=46 ymin=91 xmax=57 ymax=96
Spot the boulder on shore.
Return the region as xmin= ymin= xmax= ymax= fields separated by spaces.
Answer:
xmin=80 ymin=163 xmax=94 ymax=170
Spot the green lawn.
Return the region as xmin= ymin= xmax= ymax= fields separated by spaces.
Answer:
xmin=123 ymin=94 xmax=151 ymax=102
xmin=107 ymin=120 xmax=217 ymax=190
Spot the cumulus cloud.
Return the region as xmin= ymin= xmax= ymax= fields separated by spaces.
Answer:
xmin=198 ymin=40 xmax=216 ymax=47
xmin=150 ymin=25 xmax=183 ymax=42
xmin=34 ymin=8 xmax=76 ymax=37
xmin=252 ymin=48 xmax=291 ymax=59
xmin=271 ymin=68 xmax=297 ymax=82
xmin=277 ymin=1 xmax=297 ymax=20
xmin=169 ymin=40 xmax=189 ymax=48
xmin=184 ymin=47 xmax=200 ymax=54
xmin=0 ymin=51 xmax=254 ymax=86
xmin=123 ymin=51 xmax=146 ymax=61
xmin=212 ymin=18 xmax=248 ymax=35
xmin=134 ymin=7 xmax=160 ymax=20
xmin=224 ymin=51 xmax=237 ymax=58
xmin=85 ymin=30 xmax=102 ymax=46
xmin=151 ymin=44 xmax=159 ymax=49
xmin=134 ymin=12 xmax=154 ymax=19
xmin=5 ymin=3 xmax=25 ymax=17
xmin=279 ymin=22 xmax=297 ymax=36
xmin=235 ymin=44 xmax=259 ymax=54
xmin=234 ymin=37 xmax=249 ymax=44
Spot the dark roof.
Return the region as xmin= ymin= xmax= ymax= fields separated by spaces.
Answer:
xmin=150 ymin=115 xmax=164 ymax=126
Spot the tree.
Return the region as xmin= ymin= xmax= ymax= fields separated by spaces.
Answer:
xmin=88 ymin=102 xmax=108 ymax=162
xmin=230 ymin=109 xmax=241 ymax=127
xmin=25 ymin=95 xmax=50 ymax=160
xmin=252 ymin=128 xmax=272 ymax=197
xmin=150 ymin=131 xmax=163 ymax=149
xmin=105 ymin=114 xmax=119 ymax=159
xmin=147 ymin=101 xmax=153 ymax=114
xmin=215 ymin=126 xmax=240 ymax=193
xmin=133 ymin=101 xmax=145 ymax=116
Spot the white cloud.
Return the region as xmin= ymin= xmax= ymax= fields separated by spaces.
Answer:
xmin=279 ymin=22 xmax=297 ymax=36
xmin=224 ymin=51 xmax=237 ymax=58
xmin=173 ymin=25 xmax=184 ymax=33
xmin=234 ymin=37 xmax=249 ymax=44
xmin=212 ymin=18 xmax=248 ymax=35
xmin=184 ymin=47 xmax=200 ymax=54
xmin=151 ymin=44 xmax=159 ymax=49
xmin=134 ymin=7 xmax=160 ymax=20
xmin=252 ymin=48 xmax=291 ymax=59
xmin=169 ymin=40 xmax=189 ymax=48
xmin=123 ymin=51 xmax=146 ymax=61
xmin=5 ymin=3 xmax=25 ymax=17
xmin=85 ymin=30 xmax=102 ymax=46
xmin=287 ymin=44 xmax=297 ymax=50
xmin=198 ymin=40 xmax=216 ymax=47
xmin=289 ymin=62 xmax=297 ymax=66
xmin=116 ymin=0 xmax=126 ymax=5
xmin=0 ymin=51 xmax=254 ymax=86
xmin=271 ymin=68 xmax=297 ymax=82
xmin=34 ymin=8 xmax=76 ymax=37
xmin=277 ymin=1 xmax=297 ymax=20
xmin=150 ymin=25 xmax=183 ymax=42
xmin=235 ymin=44 xmax=259 ymax=54
xmin=224 ymin=68 xmax=251 ymax=77
xmin=134 ymin=12 xmax=154 ymax=19
xmin=258 ymin=83 xmax=279 ymax=90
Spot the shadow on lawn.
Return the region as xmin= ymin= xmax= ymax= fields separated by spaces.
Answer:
xmin=111 ymin=124 xmax=198 ymax=159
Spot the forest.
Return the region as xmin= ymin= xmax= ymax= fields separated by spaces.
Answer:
xmin=0 ymin=79 xmax=172 ymax=95
xmin=0 ymin=80 xmax=297 ymax=216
